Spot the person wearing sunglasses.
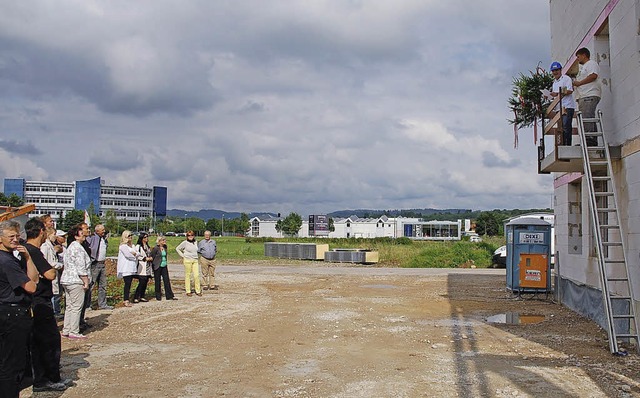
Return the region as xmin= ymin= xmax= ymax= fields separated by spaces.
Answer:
xmin=175 ymin=231 xmax=201 ymax=296
xmin=133 ymin=233 xmax=153 ymax=303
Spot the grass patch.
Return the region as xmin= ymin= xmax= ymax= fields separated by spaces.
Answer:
xmin=105 ymin=235 xmax=506 ymax=268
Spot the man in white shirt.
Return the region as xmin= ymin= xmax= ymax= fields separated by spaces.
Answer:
xmin=550 ymin=61 xmax=576 ymax=146
xmin=573 ymin=47 xmax=601 ymax=146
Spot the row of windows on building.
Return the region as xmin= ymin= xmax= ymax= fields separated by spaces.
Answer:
xmin=25 ymin=197 xmax=73 ymax=204
xmin=100 ymin=200 xmax=151 ymax=207
xmin=101 ymin=188 xmax=151 ymax=197
xmin=23 ymin=186 xmax=152 ymax=197
xmin=24 ymin=196 xmax=151 ymax=207
xmin=29 ymin=208 xmax=152 ymax=219
xmin=25 ymin=186 xmax=73 ymax=193
xmin=109 ymin=211 xmax=152 ymax=218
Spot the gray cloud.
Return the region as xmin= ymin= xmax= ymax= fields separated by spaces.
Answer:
xmin=482 ymin=151 xmax=522 ymax=168
xmin=88 ymin=144 xmax=142 ymax=172
xmin=0 ymin=1 xmax=553 ymax=214
xmin=0 ymin=139 xmax=41 ymax=155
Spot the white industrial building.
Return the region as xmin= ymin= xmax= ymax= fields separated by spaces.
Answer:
xmin=540 ymin=0 xmax=640 ymax=351
xmin=249 ymin=214 xmax=466 ymax=240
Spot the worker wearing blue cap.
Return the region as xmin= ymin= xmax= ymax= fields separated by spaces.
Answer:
xmin=550 ymin=61 xmax=577 ymax=146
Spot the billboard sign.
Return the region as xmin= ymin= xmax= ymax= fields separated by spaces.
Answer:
xmin=309 ymin=215 xmax=329 ymax=236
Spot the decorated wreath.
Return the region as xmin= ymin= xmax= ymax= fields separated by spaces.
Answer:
xmin=507 ymin=63 xmax=554 ymax=148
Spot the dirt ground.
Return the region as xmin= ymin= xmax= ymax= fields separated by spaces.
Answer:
xmin=26 ymin=262 xmax=640 ymax=398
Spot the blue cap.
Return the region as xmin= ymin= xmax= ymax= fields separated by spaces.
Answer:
xmin=550 ymin=61 xmax=562 ymax=71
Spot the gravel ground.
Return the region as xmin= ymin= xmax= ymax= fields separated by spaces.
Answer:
xmin=23 ymin=262 xmax=640 ymax=398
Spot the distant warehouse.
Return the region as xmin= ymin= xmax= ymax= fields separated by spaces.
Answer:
xmin=249 ymin=214 xmax=470 ymax=240
xmin=3 ymin=177 xmax=167 ymax=222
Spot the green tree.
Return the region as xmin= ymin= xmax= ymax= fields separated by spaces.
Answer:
xmin=104 ymin=209 xmax=119 ymax=236
xmin=156 ymin=218 xmax=172 ymax=234
xmin=239 ymin=213 xmax=250 ymax=235
xmin=6 ymin=193 xmax=24 ymax=207
xmin=205 ymin=218 xmax=219 ymax=234
xmin=0 ymin=192 xmax=7 ymax=206
xmin=475 ymin=211 xmax=504 ymax=236
xmin=185 ymin=217 xmax=206 ymax=236
xmin=62 ymin=209 xmax=86 ymax=231
xmin=279 ymin=212 xmax=303 ymax=236
xmin=87 ymin=202 xmax=101 ymax=227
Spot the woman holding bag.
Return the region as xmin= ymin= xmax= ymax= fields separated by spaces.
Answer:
xmin=133 ymin=233 xmax=153 ymax=303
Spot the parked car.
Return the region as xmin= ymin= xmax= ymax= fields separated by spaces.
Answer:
xmin=492 ymin=245 xmax=507 ymax=268
xmin=469 ymin=235 xmax=482 ymax=243
xmin=165 ymin=231 xmax=176 ymax=236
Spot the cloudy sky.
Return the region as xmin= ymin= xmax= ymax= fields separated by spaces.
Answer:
xmin=0 ymin=1 xmax=553 ymax=215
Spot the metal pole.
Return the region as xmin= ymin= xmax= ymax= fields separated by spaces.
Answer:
xmin=222 ymin=214 xmax=224 ymax=237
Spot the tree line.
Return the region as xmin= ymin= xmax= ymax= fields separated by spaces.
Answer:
xmin=0 ymin=193 xmax=25 ymax=207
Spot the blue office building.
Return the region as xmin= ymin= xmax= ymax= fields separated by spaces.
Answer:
xmin=3 ymin=177 xmax=168 ymax=222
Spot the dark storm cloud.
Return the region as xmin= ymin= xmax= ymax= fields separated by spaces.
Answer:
xmin=88 ymin=145 xmax=142 ymax=172
xmin=0 ymin=35 xmax=216 ymax=117
xmin=0 ymin=139 xmax=42 ymax=155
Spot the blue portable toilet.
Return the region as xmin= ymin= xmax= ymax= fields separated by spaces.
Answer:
xmin=505 ymin=217 xmax=552 ymax=293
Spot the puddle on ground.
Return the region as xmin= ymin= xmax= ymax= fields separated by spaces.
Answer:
xmin=486 ymin=312 xmax=545 ymax=325
xmin=361 ymin=284 xmax=398 ymax=289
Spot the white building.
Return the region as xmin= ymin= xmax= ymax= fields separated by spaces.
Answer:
xmin=541 ymin=0 xmax=640 ymax=340
xmin=3 ymin=177 xmax=167 ymax=222
xmin=249 ymin=214 xmax=465 ymax=240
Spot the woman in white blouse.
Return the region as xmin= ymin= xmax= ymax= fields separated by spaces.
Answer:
xmin=116 ymin=230 xmax=139 ymax=307
xmin=60 ymin=225 xmax=91 ymax=339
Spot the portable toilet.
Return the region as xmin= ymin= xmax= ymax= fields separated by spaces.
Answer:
xmin=505 ymin=217 xmax=552 ymax=293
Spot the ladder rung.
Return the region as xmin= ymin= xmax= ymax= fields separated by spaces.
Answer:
xmin=613 ymin=316 xmax=635 ymax=321
xmin=589 ymin=160 xmax=608 ymax=165
xmin=600 ymin=225 xmax=620 ymax=229
xmin=581 ymin=118 xmax=600 ymax=123
xmin=584 ymin=131 xmax=602 ymax=136
xmin=592 ymin=176 xmax=611 ymax=181
xmin=604 ymin=260 xmax=626 ymax=264
xmin=602 ymin=242 xmax=623 ymax=246
xmin=597 ymin=208 xmax=618 ymax=213
xmin=607 ymin=278 xmax=629 ymax=282
xmin=594 ymin=192 xmax=614 ymax=196
xmin=616 ymin=333 xmax=638 ymax=340
xmin=610 ymin=296 xmax=632 ymax=300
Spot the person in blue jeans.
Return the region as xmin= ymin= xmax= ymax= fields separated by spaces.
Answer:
xmin=550 ymin=61 xmax=576 ymax=146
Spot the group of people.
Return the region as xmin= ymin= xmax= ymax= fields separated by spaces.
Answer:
xmin=175 ymin=229 xmax=218 ymax=296
xmin=116 ymin=230 xmax=177 ymax=305
xmin=0 ymin=216 xmax=220 ymax=397
xmin=550 ymin=47 xmax=602 ymax=146
xmin=0 ymin=217 xmax=74 ymax=396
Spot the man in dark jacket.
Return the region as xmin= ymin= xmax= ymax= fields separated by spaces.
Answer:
xmin=0 ymin=220 xmax=39 ymax=398
xmin=24 ymin=218 xmax=71 ymax=392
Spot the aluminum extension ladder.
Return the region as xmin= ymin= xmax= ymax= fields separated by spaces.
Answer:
xmin=577 ymin=110 xmax=640 ymax=354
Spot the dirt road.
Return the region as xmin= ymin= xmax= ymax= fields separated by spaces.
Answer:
xmin=36 ymin=263 xmax=640 ymax=397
